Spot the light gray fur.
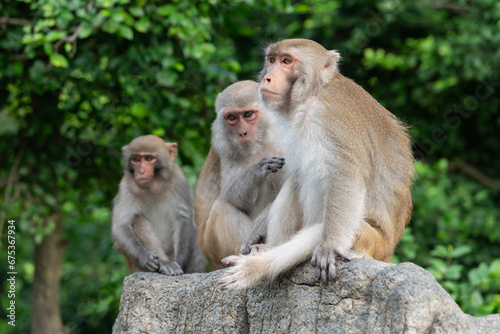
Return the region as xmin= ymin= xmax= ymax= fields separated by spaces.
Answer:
xmin=211 ymin=81 xmax=286 ymax=220
xmin=112 ymin=136 xmax=206 ymax=275
xmin=196 ymin=81 xmax=287 ymax=266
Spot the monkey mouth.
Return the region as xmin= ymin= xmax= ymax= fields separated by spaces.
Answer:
xmin=260 ymin=89 xmax=281 ymax=96
xmin=237 ymin=138 xmax=253 ymax=146
xmin=135 ymin=178 xmax=153 ymax=187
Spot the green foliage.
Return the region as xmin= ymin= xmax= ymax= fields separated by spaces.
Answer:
xmin=393 ymin=160 xmax=500 ymax=316
xmin=0 ymin=0 xmax=499 ymax=332
xmin=0 ymin=0 xmax=241 ymax=332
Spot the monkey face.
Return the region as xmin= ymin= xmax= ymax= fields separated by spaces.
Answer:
xmin=123 ymin=136 xmax=178 ymax=190
xmin=223 ymin=107 xmax=261 ymax=146
xmin=259 ymin=51 xmax=297 ymax=110
xmin=129 ymin=153 xmax=158 ymax=188
xmin=259 ymin=39 xmax=340 ymax=114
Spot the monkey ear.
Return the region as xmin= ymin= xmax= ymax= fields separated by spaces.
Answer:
xmin=121 ymin=145 xmax=129 ymax=158
xmin=329 ymin=50 xmax=341 ymax=61
xmin=320 ymin=50 xmax=341 ymax=84
xmin=166 ymin=142 xmax=178 ymax=161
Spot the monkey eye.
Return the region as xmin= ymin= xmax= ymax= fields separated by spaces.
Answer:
xmin=131 ymin=155 xmax=141 ymax=163
xmin=243 ymin=111 xmax=253 ymax=118
xmin=145 ymin=155 xmax=155 ymax=162
xmin=283 ymin=58 xmax=292 ymax=64
xmin=269 ymin=57 xmax=276 ymax=64
xmin=227 ymin=114 xmax=237 ymax=121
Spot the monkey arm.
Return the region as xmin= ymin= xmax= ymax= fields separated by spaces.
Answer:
xmin=311 ymin=170 xmax=365 ymax=281
xmin=224 ymin=156 xmax=285 ymax=214
xmin=173 ymin=202 xmax=195 ymax=268
xmin=240 ymin=204 xmax=270 ymax=254
xmin=112 ymin=214 xmax=160 ymax=272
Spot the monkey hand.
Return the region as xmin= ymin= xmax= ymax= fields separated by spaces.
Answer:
xmin=241 ymin=243 xmax=271 ymax=256
xmin=158 ymin=260 xmax=184 ymax=276
xmin=311 ymin=245 xmax=351 ymax=282
xmin=241 ymin=209 xmax=268 ymax=255
xmin=137 ymin=252 xmax=160 ymax=272
xmin=240 ymin=233 xmax=266 ymax=255
xmin=248 ymin=244 xmax=272 ymax=255
xmin=258 ymin=156 xmax=285 ymax=174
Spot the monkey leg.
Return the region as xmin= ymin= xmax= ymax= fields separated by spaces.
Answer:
xmin=123 ymin=253 xmax=136 ymax=272
xmin=391 ymin=189 xmax=413 ymax=244
xmin=132 ymin=216 xmax=182 ymax=275
xmin=266 ymin=178 xmax=303 ymax=247
xmin=184 ymin=245 xmax=208 ymax=274
xmin=240 ymin=204 xmax=270 ymax=255
xmin=201 ymin=199 xmax=254 ymax=270
xmin=352 ymin=219 xmax=393 ymax=262
xmin=114 ymin=242 xmax=136 ymax=273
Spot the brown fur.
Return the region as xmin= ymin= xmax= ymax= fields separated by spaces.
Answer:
xmin=220 ymin=39 xmax=414 ymax=290
xmin=195 ymin=149 xmax=224 ymax=267
xmin=320 ymin=73 xmax=414 ymax=262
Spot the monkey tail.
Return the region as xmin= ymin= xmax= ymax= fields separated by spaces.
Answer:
xmin=267 ymin=224 xmax=322 ymax=279
xmin=220 ymin=224 xmax=322 ymax=290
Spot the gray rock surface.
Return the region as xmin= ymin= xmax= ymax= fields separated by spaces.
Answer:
xmin=113 ymin=251 xmax=500 ymax=333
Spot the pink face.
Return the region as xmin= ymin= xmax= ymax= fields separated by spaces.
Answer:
xmin=260 ymin=52 xmax=297 ymax=102
xmin=130 ymin=153 xmax=157 ymax=188
xmin=223 ymin=107 xmax=261 ymax=145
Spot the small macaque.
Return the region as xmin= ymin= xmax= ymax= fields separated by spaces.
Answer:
xmin=220 ymin=39 xmax=414 ymax=290
xmin=112 ymin=135 xmax=206 ymax=275
xmin=195 ymin=80 xmax=287 ymax=269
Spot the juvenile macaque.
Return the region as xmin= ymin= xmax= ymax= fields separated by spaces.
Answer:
xmin=195 ymin=80 xmax=287 ymax=269
xmin=220 ymin=39 xmax=414 ymax=289
xmin=112 ymin=135 xmax=206 ymax=275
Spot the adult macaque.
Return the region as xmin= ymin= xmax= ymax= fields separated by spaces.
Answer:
xmin=195 ymin=80 xmax=287 ymax=269
xmin=220 ymin=39 xmax=414 ymax=289
xmin=112 ymin=135 xmax=206 ymax=275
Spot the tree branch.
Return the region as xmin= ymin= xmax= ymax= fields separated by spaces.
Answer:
xmin=0 ymin=143 xmax=27 ymax=244
xmin=0 ymin=17 xmax=33 ymax=26
xmin=448 ymin=161 xmax=500 ymax=191
xmin=428 ymin=1 xmax=470 ymax=18
xmin=53 ymin=24 xmax=84 ymax=53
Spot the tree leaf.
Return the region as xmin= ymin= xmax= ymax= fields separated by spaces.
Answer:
xmin=118 ymin=25 xmax=134 ymax=40
xmin=49 ymin=54 xmax=69 ymax=68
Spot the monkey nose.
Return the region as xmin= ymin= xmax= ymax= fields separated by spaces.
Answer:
xmin=239 ymin=131 xmax=248 ymax=137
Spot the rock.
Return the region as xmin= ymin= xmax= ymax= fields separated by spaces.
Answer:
xmin=112 ymin=251 xmax=500 ymax=333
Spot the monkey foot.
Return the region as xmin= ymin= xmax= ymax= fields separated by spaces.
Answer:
xmin=158 ymin=261 xmax=184 ymax=276
xmin=311 ymin=246 xmax=351 ymax=282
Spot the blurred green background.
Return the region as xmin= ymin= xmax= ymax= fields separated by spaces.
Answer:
xmin=0 ymin=0 xmax=499 ymax=332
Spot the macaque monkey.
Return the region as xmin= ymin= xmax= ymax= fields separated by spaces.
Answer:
xmin=195 ymin=80 xmax=287 ymax=269
xmin=112 ymin=135 xmax=206 ymax=275
xmin=220 ymin=39 xmax=414 ymax=289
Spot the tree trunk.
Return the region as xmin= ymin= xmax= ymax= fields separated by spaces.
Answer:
xmin=31 ymin=213 xmax=66 ymax=334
